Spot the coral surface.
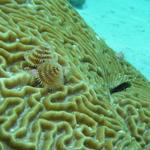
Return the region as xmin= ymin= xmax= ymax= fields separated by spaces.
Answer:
xmin=0 ymin=0 xmax=150 ymax=150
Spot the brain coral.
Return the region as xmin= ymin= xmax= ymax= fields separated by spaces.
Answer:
xmin=0 ymin=0 xmax=150 ymax=150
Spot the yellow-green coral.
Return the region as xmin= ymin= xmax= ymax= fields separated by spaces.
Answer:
xmin=0 ymin=0 xmax=150 ymax=150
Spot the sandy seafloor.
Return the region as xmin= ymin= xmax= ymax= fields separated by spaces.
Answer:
xmin=75 ymin=0 xmax=150 ymax=81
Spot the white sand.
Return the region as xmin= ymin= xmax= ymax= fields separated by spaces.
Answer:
xmin=76 ymin=0 xmax=150 ymax=81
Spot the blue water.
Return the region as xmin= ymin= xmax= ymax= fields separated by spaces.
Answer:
xmin=75 ymin=0 xmax=150 ymax=81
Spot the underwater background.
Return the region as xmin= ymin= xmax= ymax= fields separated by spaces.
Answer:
xmin=75 ymin=0 xmax=150 ymax=81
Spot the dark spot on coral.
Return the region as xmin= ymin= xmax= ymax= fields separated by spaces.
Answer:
xmin=110 ymin=82 xmax=131 ymax=94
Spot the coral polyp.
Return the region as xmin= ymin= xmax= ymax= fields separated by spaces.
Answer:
xmin=37 ymin=61 xmax=64 ymax=89
xmin=24 ymin=45 xmax=55 ymax=68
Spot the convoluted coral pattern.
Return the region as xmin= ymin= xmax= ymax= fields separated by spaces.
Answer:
xmin=0 ymin=0 xmax=150 ymax=150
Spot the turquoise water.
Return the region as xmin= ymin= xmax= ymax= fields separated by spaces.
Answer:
xmin=75 ymin=0 xmax=150 ymax=81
